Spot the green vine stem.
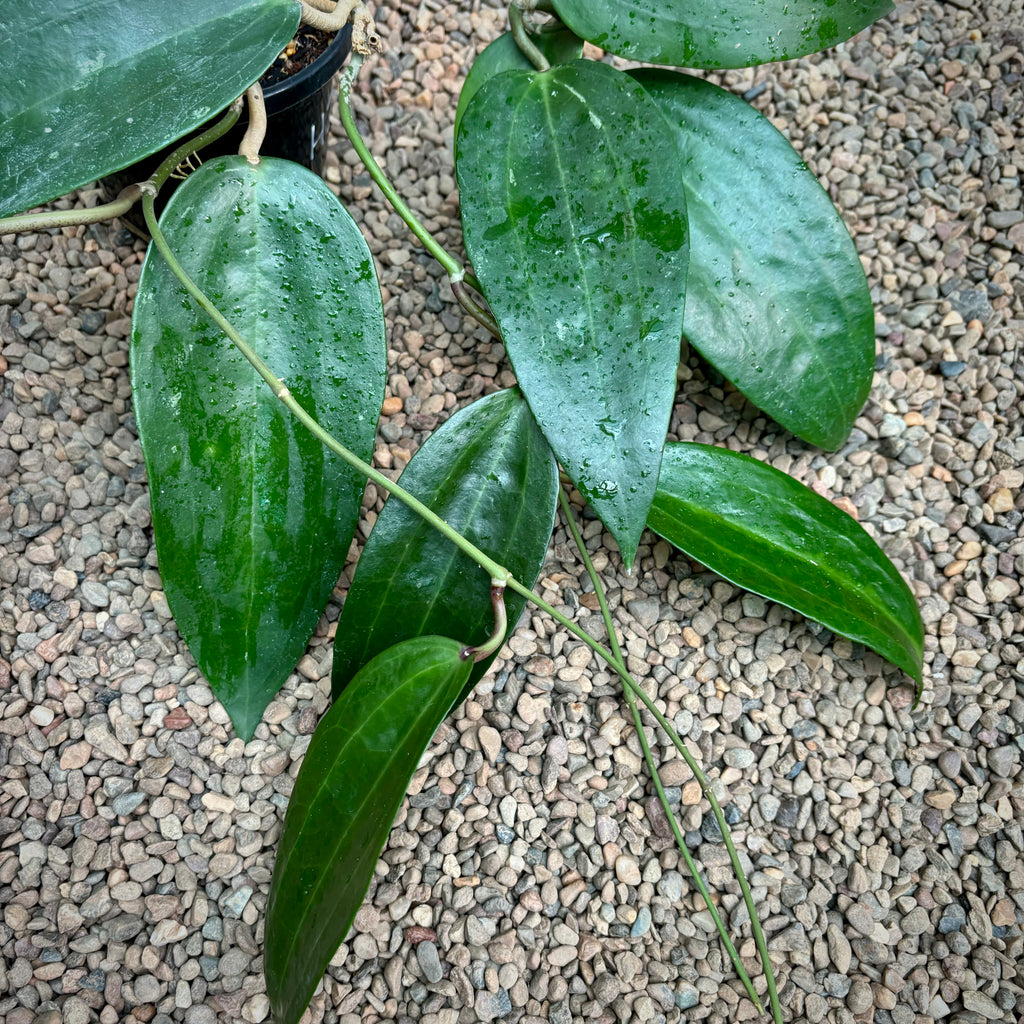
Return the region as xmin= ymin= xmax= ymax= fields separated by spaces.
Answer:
xmin=510 ymin=3 xmax=550 ymax=72
xmin=503 ymin=570 xmax=784 ymax=1023
xmin=141 ymin=195 xmax=512 ymax=587
xmin=0 ymin=102 xmax=243 ymax=238
xmin=338 ymin=55 xmax=483 ymax=293
xmin=556 ymin=490 xmax=773 ymax=1017
xmin=0 ymin=184 xmax=147 ymax=235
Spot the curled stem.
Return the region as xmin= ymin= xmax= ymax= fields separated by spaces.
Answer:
xmin=510 ymin=4 xmax=550 ymax=72
xmin=451 ymin=278 xmax=500 ymax=337
xmin=461 ymin=583 xmax=509 ymax=662
xmin=239 ymin=84 xmax=267 ymax=164
xmin=556 ymin=491 xmax=767 ymax=1014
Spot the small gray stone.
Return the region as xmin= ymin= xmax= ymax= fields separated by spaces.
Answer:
xmin=475 ymin=989 xmax=512 ymax=1021
xmin=416 ymin=941 xmax=443 ymax=984
xmin=962 ymin=992 xmax=1004 ymax=1019
xmin=847 ymin=980 xmax=873 ymax=1014
xmin=937 ymin=750 xmax=961 ymax=779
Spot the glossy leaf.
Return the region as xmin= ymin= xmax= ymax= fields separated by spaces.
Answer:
xmin=633 ymin=70 xmax=874 ymax=449
xmin=333 ymin=388 xmax=557 ymax=702
xmin=131 ymin=156 xmax=385 ymax=739
xmin=648 ymin=443 xmax=924 ymax=692
xmin=267 ymin=636 xmax=473 ymax=1024
xmin=0 ymin=0 xmax=300 ymax=218
xmin=454 ymin=28 xmax=584 ymax=139
xmin=551 ymin=0 xmax=894 ymax=69
xmin=457 ymin=61 xmax=688 ymax=568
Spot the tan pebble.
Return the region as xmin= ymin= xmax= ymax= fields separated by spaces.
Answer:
xmin=942 ymin=560 xmax=966 ymax=578
xmin=931 ymin=465 xmax=953 ymax=483
xmin=832 ymin=496 xmax=859 ymax=520
xmin=614 ymin=854 xmax=642 ymax=885
xmin=903 ymin=411 xmax=926 ymax=426
xmin=681 ymin=780 xmax=703 ymax=805
xmin=957 ymin=541 xmax=982 ymax=560
xmin=991 ymin=899 xmax=1015 ymax=927
xmin=681 ymin=626 xmax=701 ymax=648
xmin=60 ymin=740 xmax=92 ymax=770
xmin=987 ymin=487 xmax=1014 ymax=513
xmin=477 ymin=725 xmax=501 ymax=764
xmin=924 ymin=790 xmax=956 ymax=810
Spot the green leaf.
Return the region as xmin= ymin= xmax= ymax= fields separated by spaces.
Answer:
xmin=454 ymin=28 xmax=584 ymax=139
xmin=266 ymin=636 xmax=472 ymax=1024
xmin=456 ymin=61 xmax=688 ymax=568
xmin=0 ymin=0 xmax=300 ymax=218
xmin=633 ymin=70 xmax=874 ymax=449
xmin=333 ymin=388 xmax=557 ymax=702
xmin=551 ymin=0 xmax=894 ymax=69
xmin=131 ymin=156 xmax=385 ymax=739
xmin=648 ymin=443 xmax=924 ymax=693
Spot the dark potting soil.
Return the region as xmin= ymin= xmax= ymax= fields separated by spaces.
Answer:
xmin=261 ymin=27 xmax=334 ymax=88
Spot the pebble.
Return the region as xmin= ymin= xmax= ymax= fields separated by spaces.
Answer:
xmin=416 ymin=940 xmax=443 ymax=983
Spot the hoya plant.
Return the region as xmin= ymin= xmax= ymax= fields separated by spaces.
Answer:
xmin=0 ymin=1 xmax=923 ymax=1021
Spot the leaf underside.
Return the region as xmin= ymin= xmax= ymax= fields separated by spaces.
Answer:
xmin=457 ymin=60 xmax=689 ymax=568
xmin=333 ymin=388 xmax=558 ymax=703
xmin=648 ymin=443 xmax=924 ymax=692
xmin=266 ymin=637 xmax=473 ymax=1024
xmin=131 ymin=156 xmax=385 ymax=739
xmin=551 ymin=0 xmax=895 ymax=69
xmin=0 ymin=0 xmax=300 ymax=217
xmin=633 ymin=69 xmax=874 ymax=449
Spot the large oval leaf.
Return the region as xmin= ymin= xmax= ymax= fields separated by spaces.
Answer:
xmin=454 ymin=28 xmax=584 ymax=139
xmin=0 ymin=0 xmax=300 ymax=218
xmin=633 ymin=70 xmax=874 ymax=449
xmin=266 ymin=636 xmax=473 ymax=1024
xmin=648 ymin=443 xmax=923 ymax=693
xmin=551 ymin=0 xmax=894 ymax=69
xmin=131 ymin=156 xmax=385 ymax=739
xmin=332 ymin=388 xmax=557 ymax=702
xmin=457 ymin=61 xmax=688 ymax=569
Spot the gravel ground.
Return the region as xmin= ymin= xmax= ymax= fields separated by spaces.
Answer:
xmin=2 ymin=2 xmax=1023 ymax=1023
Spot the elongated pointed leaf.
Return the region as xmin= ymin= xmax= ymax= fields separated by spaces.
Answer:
xmin=454 ymin=29 xmax=584 ymax=139
xmin=333 ymin=388 xmax=557 ymax=702
xmin=0 ymin=0 xmax=300 ymax=218
xmin=648 ymin=443 xmax=923 ymax=692
xmin=267 ymin=636 xmax=472 ymax=1024
xmin=551 ymin=0 xmax=894 ymax=69
xmin=633 ymin=70 xmax=874 ymax=449
xmin=457 ymin=61 xmax=688 ymax=568
xmin=131 ymin=156 xmax=385 ymax=739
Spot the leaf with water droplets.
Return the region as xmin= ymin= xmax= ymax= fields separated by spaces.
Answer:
xmin=633 ymin=69 xmax=874 ymax=448
xmin=455 ymin=29 xmax=584 ymax=139
xmin=0 ymin=0 xmax=299 ymax=217
xmin=551 ymin=0 xmax=894 ymax=69
xmin=131 ymin=156 xmax=386 ymax=739
xmin=267 ymin=636 xmax=473 ymax=1024
xmin=649 ymin=443 xmax=923 ymax=694
xmin=457 ymin=61 xmax=688 ymax=568
xmin=332 ymin=388 xmax=558 ymax=703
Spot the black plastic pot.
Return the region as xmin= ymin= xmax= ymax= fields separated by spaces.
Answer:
xmin=104 ymin=25 xmax=352 ymax=232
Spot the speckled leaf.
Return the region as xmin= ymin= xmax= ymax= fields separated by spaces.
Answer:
xmin=457 ymin=61 xmax=688 ymax=569
xmin=0 ymin=0 xmax=300 ymax=217
xmin=551 ymin=0 xmax=894 ymax=69
xmin=633 ymin=69 xmax=874 ymax=448
xmin=649 ymin=443 xmax=924 ymax=695
xmin=332 ymin=388 xmax=558 ymax=703
xmin=267 ymin=637 xmax=472 ymax=1024
xmin=131 ymin=156 xmax=385 ymax=739
xmin=454 ymin=28 xmax=584 ymax=139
